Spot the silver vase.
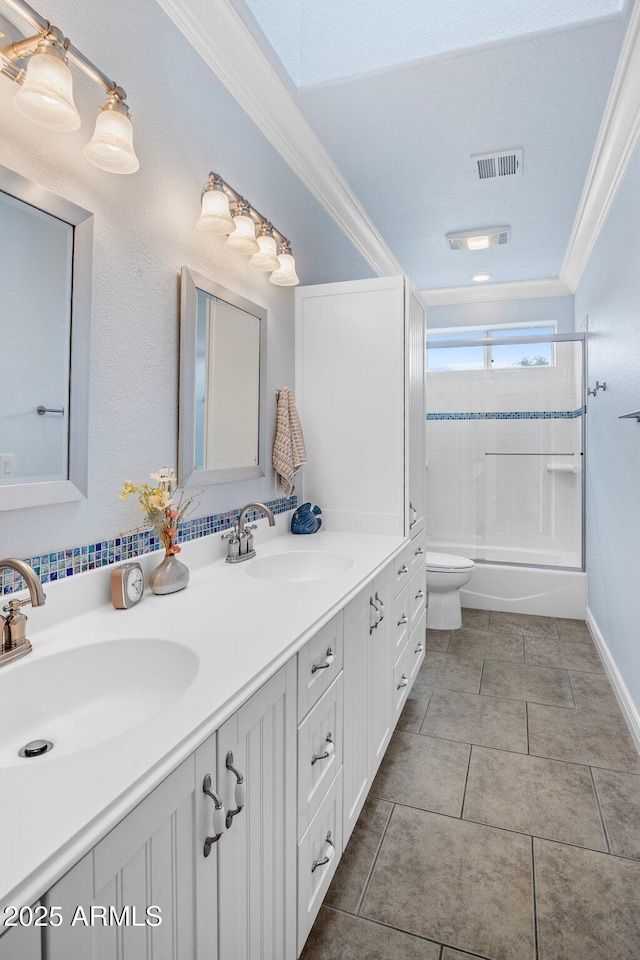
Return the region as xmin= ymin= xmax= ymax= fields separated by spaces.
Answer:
xmin=149 ymin=552 xmax=190 ymax=595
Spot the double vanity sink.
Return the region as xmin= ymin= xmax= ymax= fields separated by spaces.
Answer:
xmin=0 ymin=528 xmax=405 ymax=920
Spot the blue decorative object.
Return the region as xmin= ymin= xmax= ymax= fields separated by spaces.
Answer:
xmin=291 ymin=502 xmax=323 ymax=535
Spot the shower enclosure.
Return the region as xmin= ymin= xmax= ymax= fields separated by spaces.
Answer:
xmin=425 ymin=330 xmax=585 ymax=571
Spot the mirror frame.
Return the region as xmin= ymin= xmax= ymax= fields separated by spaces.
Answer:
xmin=0 ymin=163 xmax=93 ymax=511
xmin=179 ymin=267 xmax=267 ymax=486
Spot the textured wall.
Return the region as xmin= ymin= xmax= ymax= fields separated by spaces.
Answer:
xmin=575 ymin=143 xmax=640 ymax=713
xmin=0 ymin=0 xmax=373 ymax=558
xmin=427 ymin=296 xmax=575 ymax=333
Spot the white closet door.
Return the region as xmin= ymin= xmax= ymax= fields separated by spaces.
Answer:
xmin=296 ymin=276 xmax=405 ymax=535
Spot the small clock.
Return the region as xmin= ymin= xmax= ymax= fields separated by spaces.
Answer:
xmin=111 ymin=562 xmax=144 ymax=609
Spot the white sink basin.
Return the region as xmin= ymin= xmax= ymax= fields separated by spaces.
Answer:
xmin=245 ymin=550 xmax=353 ymax=583
xmin=0 ymin=638 xmax=199 ymax=766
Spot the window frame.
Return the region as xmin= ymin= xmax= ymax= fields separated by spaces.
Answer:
xmin=426 ymin=321 xmax=558 ymax=372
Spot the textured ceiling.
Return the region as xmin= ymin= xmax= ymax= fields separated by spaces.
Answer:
xmin=298 ymin=19 xmax=629 ymax=288
xmin=241 ymin=0 xmax=625 ymax=87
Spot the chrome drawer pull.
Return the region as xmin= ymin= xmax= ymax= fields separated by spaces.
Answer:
xmin=414 ymin=546 xmax=424 ymax=556
xmin=398 ymin=564 xmax=408 ymax=576
xmin=311 ymin=733 xmax=335 ymax=766
xmin=374 ymin=591 xmax=385 ymax=621
xmin=397 ymin=614 xmax=408 ymax=626
xmin=203 ymin=774 xmax=225 ymax=857
xmin=397 ymin=673 xmax=408 ymax=690
xmin=225 ymin=751 xmax=246 ymax=828
xmin=415 ymin=641 xmax=424 ymax=654
xmin=409 ymin=503 xmax=418 ymax=529
xmin=311 ymin=647 xmax=335 ymax=673
xmin=370 ymin=598 xmax=380 ymax=633
xmin=415 ymin=589 xmax=425 ymax=600
xmin=311 ymin=831 xmax=335 ymax=873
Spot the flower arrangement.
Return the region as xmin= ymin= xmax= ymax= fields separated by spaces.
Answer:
xmin=120 ymin=467 xmax=200 ymax=556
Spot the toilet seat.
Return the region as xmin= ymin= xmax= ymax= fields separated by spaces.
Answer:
xmin=424 ymin=551 xmax=475 ymax=573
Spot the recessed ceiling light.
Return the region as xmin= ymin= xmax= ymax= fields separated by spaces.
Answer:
xmin=472 ymin=273 xmax=492 ymax=283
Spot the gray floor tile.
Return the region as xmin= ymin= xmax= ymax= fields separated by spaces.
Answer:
xmin=569 ymin=671 xmax=621 ymax=715
xmin=525 ymin=636 xmax=604 ymax=674
xmin=463 ymin=747 xmax=606 ymax=850
xmin=300 ymin=906 xmax=441 ymax=960
xmin=528 ymin=703 xmax=640 ymax=772
xmin=462 ymin=607 xmax=490 ymax=630
xmin=371 ymin=730 xmax=470 ymax=816
xmin=556 ymin=618 xmax=593 ymax=643
xmin=426 ymin=628 xmax=451 ymax=651
xmin=534 ymin=838 xmax=640 ymax=960
xmin=421 ymin=688 xmax=528 ymax=753
xmin=489 ymin=610 xmax=559 ymax=638
xmin=592 ymin=768 xmax=640 ymax=859
xmin=480 ymin=660 xmax=574 ymax=707
xmin=418 ymin=651 xmax=483 ymax=694
xmin=325 ymin=798 xmax=393 ymax=913
xmin=361 ymin=807 xmax=535 ymax=960
xmin=398 ymin=684 xmax=434 ymax=734
xmin=448 ymin=628 xmax=524 ymax=663
xmin=442 ymin=951 xmax=494 ymax=960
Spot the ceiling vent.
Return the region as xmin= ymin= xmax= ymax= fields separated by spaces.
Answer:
xmin=472 ymin=149 xmax=523 ymax=180
xmin=445 ymin=227 xmax=511 ymax=251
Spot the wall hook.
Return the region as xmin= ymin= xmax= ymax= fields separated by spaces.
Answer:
xmin=587 ymin=381 xmax=606 ymax=397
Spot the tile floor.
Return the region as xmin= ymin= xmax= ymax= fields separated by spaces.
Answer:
xmin=300 ymin=609 xmax=640 ymax=960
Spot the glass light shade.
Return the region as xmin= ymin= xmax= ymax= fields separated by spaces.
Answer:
xmin=225 ymin=214 xmax=259 ymax=254
xmin=269 ymin=252 xmax=299 ymax=286
xmin=197 ymin=187 xmax=233 ymax=234
xmin=249 ymin=233 xmax=280 ymax=271
xmin=467 ymin=235 xmax=490 ymax=250
xmin=83 ymin=107 xmax=139 ymax=174
xmin=14 ymin=52 xmax=80 ymax=131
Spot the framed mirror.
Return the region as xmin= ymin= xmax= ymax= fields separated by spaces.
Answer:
xmin=179 ymin=268 xmax=267 ymax=485
xmin=0 ymin=164 xmax=92 ymax=511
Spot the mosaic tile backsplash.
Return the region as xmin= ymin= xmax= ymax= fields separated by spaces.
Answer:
xmin=426 ymin=409 xmax=583 ymax=420
xmin=1 ymin=495 xmax=297 ymax=596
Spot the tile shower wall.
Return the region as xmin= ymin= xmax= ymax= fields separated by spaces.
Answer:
xmin=425 ymin=342 xmax=583 ymax=566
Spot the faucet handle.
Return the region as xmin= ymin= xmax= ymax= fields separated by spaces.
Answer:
xmin=3 ymin=596 xmax=38 ymax=614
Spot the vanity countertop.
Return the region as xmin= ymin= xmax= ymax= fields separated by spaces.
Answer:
xmin=0 ymin=526 xmax=406 ymax=918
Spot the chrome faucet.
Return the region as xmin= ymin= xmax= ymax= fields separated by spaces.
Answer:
xmin=0 ymin=558 xmax=46 ymax=668
xmin=222 ymin=502 xmax=276 ymax=563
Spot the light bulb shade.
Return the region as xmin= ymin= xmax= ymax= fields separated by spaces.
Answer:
xmin=269 ymin=251 xmax=299 ymax=286
xmin=249 ymin=233 xmax=280 ymax=271
xmin=197 ymin=186 xmax=233 ymax=234
xmin=225 ymin=214 xmax=259 ymax=254
xmin=14 ymin=52 xmax=80 ymax=131
xmin=83 ymin=106 xmax=139 ymax=174
xmin=467 ymin=235 xmax=490 ymax=250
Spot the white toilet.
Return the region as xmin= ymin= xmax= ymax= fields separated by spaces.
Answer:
xmin=425 ymin=552 xmax=476 ymax=630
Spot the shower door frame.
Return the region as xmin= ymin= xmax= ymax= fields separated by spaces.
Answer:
xmin=425 ymin=331 xmax=587 ymax=572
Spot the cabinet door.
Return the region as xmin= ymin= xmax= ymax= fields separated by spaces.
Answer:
xmin=370 ymin=563 xmax=394 ymax=774
xmin=0 ymin=910 xmax=42 ymax=960
xmin=217 ymin=660 xmax=297 ymax=960
xmin=342 ymin=585 xmax=372 ymax=844
xmin=406 ymin=281 xmax=426 ymax=538
xmin=45 ymin=740 xmax=218 ymax=960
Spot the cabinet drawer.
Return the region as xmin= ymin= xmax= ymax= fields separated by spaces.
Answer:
xmin=409 ymin=565 xmax=427 ymax=630
xmin=407 ymin=611 xmax=426 ymax=687
xmin=393 ymin=640 xmax=411 ymax=717
xmin=297 ymin=768 xmax=343 ymax=956
xmin=298 ymin=612 xmax=344 ymax=720
xmin=408 ymin=528 xmax=426 ymax=576
xmin=392 ymin=582 xmax=410 ymax=654
xmin=298 ymin=673 xmax=343 ymax=838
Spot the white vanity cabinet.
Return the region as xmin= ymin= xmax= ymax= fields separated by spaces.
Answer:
xmin=0 ymin=911 xmax=42 ymax=960
xmin=295 ymin=275 xmax=426 ymax=540
xmin=44 ymin=741 xmax=218 ymax=960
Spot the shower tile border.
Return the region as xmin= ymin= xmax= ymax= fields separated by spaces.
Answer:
xmin=1 ymin=495 xmax=298 ymax=595
xmin=426 ymin=410 xmax=583 ymax=421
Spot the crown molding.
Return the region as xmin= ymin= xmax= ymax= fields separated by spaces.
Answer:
xmin=154 ymin=0 xmax=403 ymax=278
xmin=419 ymin=277 xmax=572 ymax=307
xmin=561 ymin=0 xmax=640 ymax=291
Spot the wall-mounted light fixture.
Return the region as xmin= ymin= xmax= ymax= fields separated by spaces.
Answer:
xmin=0 ymin=0 xmax=139 ymax=173
xmin=197 ymin=172 xmax=299 ymax=286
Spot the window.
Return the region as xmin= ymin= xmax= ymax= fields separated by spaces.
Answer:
xmin=426 ymin=323 xmax=556 ymax=372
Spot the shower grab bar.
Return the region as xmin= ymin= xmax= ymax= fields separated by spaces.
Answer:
xmin=618 ymin=410 xmax=640 ymax=422
xmin=484 ymin=452 xmax=576 ymax=456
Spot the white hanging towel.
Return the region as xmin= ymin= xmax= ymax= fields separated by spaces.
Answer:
xmin=273 ymin=387 xmax=307 ymax=496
